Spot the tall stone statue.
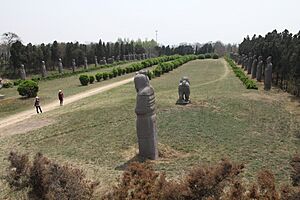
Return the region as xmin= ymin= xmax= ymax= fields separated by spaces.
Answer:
xmin=103 ymin=57 xmax=107 ymax=65
xmin=19 ymin=64 xmax=26 ymax=80
xmin=95 ymin=56 xmax=98 ymax=67
xmin=244 ymin=58 xmax=248 ymax=71
xmin=176 ymin=77 xmax=191 ymax=104
xmin=41 ymin=61 xmax=47 ymax=77
xmin=251 ymin=55 xmax=258 ymax=79
xmin=247 ymin=52 xmax=253 ymax=74
xmin=84 ymin=57 xmax=88 ymax=69
xmin=256 ymin=56 xmax=263 ymax=82
xmin=264 ymin=56 xmax=273 ymax=91
xmin=134 ymin=71 xmax=158 ymax=160
xmin=72 ymin=59 xmax=76 ymax=73
xmin=58 ymin=58 xmax=63 ymax=73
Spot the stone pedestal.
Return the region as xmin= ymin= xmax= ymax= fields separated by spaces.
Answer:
xmin=134 ymin=72 xmax=158 ymax=160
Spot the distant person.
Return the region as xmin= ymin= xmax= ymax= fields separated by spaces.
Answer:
xmin=58 ymin=89 xmax=64 ymax=106
xmin=34 ymin=96 xmax=42 ymax=114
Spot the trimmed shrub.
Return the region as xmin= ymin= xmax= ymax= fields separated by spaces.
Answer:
xmin=112 ymin=68 xmax=118 ymax=77
xmin=198 ymin=54 xmax=205 ymax=59
xmin=102 ymin=72 xmax=109 ymax=80
xmin=89 ymin=75 xmax=95 ymax=84
xmin=95 ymin=73 xmax=103 ymax=82
xmin=212 ymin=54 xmax=219 ymax=59
xmin=3 ymin=81 xmax=14 ymax=88
xmin=121 ymin=68 xmax=126 ymax=75
xmin=79 ymin=75 xmax=89 ymax=86
xmin=17 ymin=80 xmax=39 ymax=98
xmin=205 ymin=53 xmax=212 ymax=59
xmin=117 ymin=67 xmax=123 ymax=76
xmin=108 ymin=72 xmax=114 ymax=79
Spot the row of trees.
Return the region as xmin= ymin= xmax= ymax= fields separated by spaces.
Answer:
xmin=239 ymin=29 xmax=300 ymax=95
xmin=0 ymin=33 xmax=158 ymax=77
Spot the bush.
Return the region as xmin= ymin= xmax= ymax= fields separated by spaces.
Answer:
xmin=205 ymin=53 xmax=212 ymax=59
xmin=95 ymin=73 xmax=103 ymax=82
xmin=17 ymin=80 xmax=39 ymax=98
xmin=212 ymin=54 xmax=219 ymax=59
xmin=112 ymin=68 xmax=118 ymax=77
xmin=5 ymin=152 xmax=95 ymax=200
xmin=102 ymin=72 xmax=109 ymax=80
xmin=291 ymin=154 xmax=300 ymax=186
xmin=108 ymin=72 xmax=114 ymax=79
xmin=79 ymin=75 xmax=89 ymax=86
xmin=198 ymin=54 xmax=205 ymax=59
xmin=89 ymin=75 xmax=95 ymax=84
xmin=3 ymin=81 xmax=14 ymax=88
xmin=117 ymin=67 xmax=123 ymax=76
xmin=13 ymin=79 xmax=23 ymax=86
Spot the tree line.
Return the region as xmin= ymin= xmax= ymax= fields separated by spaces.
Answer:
xmin=239 ymin=29 xmax=300 ymax=96
xmin=0 ymin=33 xmax=158 ymax=77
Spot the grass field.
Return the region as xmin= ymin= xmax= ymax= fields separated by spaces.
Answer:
xmin=0 ymin=62 xmax=138 ymax=119
xmin=0 ymin=58 xmax=299 ymax=198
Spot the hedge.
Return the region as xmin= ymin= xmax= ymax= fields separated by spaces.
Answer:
xmin=225 ymin=57 xmax=258 ymax=89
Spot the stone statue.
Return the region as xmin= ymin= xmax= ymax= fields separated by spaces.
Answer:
xmin=72 ymin=59 xmax=76 ymax=72
xmin=264 ymin=56 xmax=273 ymax=91
xmin=247 ymin=52 xmax=253 ymax=74
xmin=95 ymin=56 xmax=98 ymax=67
xmin=19 ymin=64 xmax=26 ymax=80
xmin=58 ymin=58 xmax=63 ymax=73
xmin=41 ymin=61 xmax=47 ymax=77
xmin=256 ymin=56 xmax=263 ymax=81
xmin=84 ymin=57 xmax=88 ymax=69
xmin=251 ymin=55 xmax=258 ymax=79
xmin=134 ymin=72 xmax=158 ymax=160
xmin=103 ymin=57 xmax=107 ymax=65
xmin=176 ymin=77 xmax=191 ymax=105
xmin=244 ymin=58 xmax=248 ymax=71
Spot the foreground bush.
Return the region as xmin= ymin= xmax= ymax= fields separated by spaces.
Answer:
xmin=95 ymin=73 xmax=103 ymax=82
xmin=3 ymin=81 xmax=14 ymax=88
xmin=17 ymin=80 xmax=39 ymax=98
xmin=79 ymin=75 xmax=89 ymax=86
xmin=5 ymin=152 xmax=95 ymax=200
xmin=212 ymin=53 xmax=219 ymax=59
xmin=89 ymin=75 xmax=95 ymax=84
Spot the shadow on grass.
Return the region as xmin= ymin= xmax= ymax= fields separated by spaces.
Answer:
xmin=115 ymin=154 xmax=147 ymax=171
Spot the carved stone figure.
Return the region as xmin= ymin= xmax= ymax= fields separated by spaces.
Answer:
xmin=256 ymin=56 xmax=263 ymax=81
xmin=247 ymin=53 xmax=253 ymax=74
xmin=58 ymin=58 xmax=63 ymax=73
xmin=20 ymin=64 xmax=26 ymax=80
xmin=176 ymin=77 xmax=191 ymax=105
xmin=41 ymin=61 xmax=47 ymax=77
xmin=95 ymin=56 xmax=98 ymax=66
xmin=264 ymin=56 xmax=273 ymax=91
xmin=72 ymin=59 xmax=76 ymax=72
xmin=103 ymin=57 xmax=107 ymax=65
xmin=84 ymin=57 xmax=88 ymax=69
xmin=251 ymin=55 xmax=258 ymax=79
xmin=244 ymin=58 xmax=248 ymax=71
xmin=134 ymin=72 xmax=158 ymax=160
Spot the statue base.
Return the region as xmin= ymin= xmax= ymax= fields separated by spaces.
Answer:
xmin=0 ymin=94 xmax=5 ymax=99
xmin=176 ymin=99 xmax=191 ymax=105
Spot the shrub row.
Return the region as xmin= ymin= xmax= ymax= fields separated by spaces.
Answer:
xmin=198 ymin=53 xmax=219 ymax=59
xmin=150 ymin=55 xmax=198 ymax=79
xmin=79 ymin=55 xmax=181 ymax=86
xmin=225 ymin=56 xmax=258 ymax=89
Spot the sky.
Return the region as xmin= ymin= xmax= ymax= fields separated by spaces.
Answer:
xmin=0 ymin=0 xmax=299 ymax=45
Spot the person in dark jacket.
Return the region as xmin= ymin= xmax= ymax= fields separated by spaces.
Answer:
xmin=58 ymin=89 xmax=64 ymax=106
xmin=34 ymin=96 xmax=42 ymax=113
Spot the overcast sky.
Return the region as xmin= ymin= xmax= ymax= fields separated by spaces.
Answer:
xmin=1 ymin=0 xmax=299 ymax=45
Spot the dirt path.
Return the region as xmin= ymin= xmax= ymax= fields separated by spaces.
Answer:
xmin=0 ymin=77 xmax=134 ymax=135
xmin=193 ymin=59 xmax=230 ymax=87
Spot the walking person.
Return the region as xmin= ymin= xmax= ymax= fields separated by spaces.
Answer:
xmin=34 ymin=96 xmax=42 ymax=114
xmin=58 ymin=89 xmax=64 ymax=106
